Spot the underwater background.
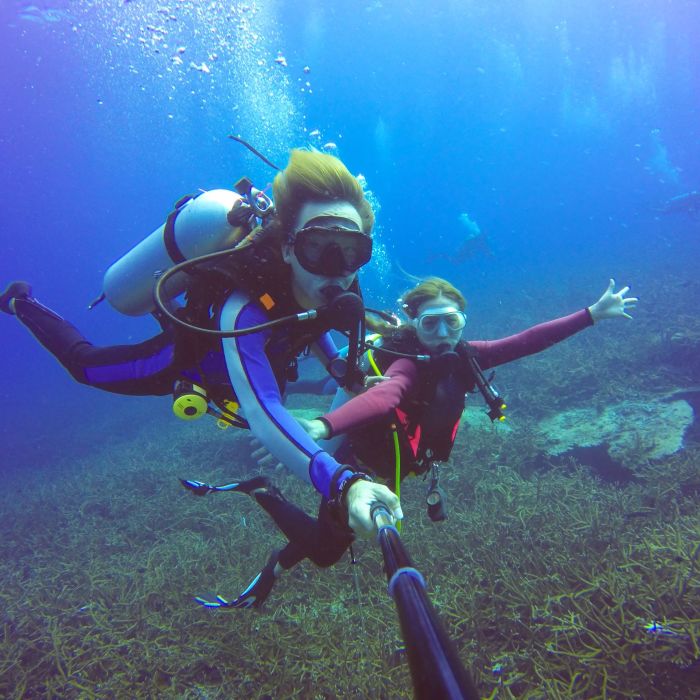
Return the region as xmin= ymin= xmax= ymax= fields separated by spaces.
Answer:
xmin=1 ymin=0 xmax=699 ymax=697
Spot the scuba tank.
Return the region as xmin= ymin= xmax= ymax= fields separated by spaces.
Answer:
xmin=102 ymin=189 xmax=251 ymax=316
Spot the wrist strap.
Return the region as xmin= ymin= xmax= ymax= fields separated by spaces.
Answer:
xmin=328 ymin=469 xmax=373 ymax=522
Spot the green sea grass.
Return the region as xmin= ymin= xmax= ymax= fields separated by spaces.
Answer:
xmin=2 ymin=270 xmax=699 ymax=697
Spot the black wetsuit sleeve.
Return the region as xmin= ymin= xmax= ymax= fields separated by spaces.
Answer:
xmin=13 ymin=297 xmax=181 ymax=396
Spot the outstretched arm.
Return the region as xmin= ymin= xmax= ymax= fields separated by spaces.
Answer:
xmin=220 ymin=291 xmax=402 ymax=533
xmin=220 ymin=291 xmax=344 ymax=497
xmin=470 ymin=279 xmax=637 ymax=369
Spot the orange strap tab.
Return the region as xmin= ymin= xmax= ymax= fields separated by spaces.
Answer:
xmin=259 ymin=292 xmax=275 ymax=311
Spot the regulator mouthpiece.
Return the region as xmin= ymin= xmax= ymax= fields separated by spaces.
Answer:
xmin=321 ymin=285 xmax=344 ymax=301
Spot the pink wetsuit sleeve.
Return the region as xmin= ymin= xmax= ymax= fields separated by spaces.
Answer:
xmin=322 ymin=358 xmax=418 ymax=437
xmin=469 ymin=309 xmax=593 ymax=369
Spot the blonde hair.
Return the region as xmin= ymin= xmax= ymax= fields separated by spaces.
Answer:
xmin=272 ymin=149 xmax=374 ymax=234
xmin=400 ymin=277 xmax=466 ymax=319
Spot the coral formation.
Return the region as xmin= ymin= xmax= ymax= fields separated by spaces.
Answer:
xmin=536 ymin=398 xmax=694 ymax=462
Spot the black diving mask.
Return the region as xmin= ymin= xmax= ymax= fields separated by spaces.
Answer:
xmin=291 ymin=223 xmax=372 ymax=277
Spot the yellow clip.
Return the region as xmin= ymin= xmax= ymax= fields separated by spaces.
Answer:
xmin=224 ymin=400 xmax=240 ymax=413
xmin=217 ymin=400 xmax=241 ymax=430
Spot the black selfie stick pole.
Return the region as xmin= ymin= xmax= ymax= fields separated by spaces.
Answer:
xmin=371 ymin=503 xmax=480 ymax=700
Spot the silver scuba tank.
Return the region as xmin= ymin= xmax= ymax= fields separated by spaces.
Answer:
xmin=102 ymin=189 xmax=248 ymax=316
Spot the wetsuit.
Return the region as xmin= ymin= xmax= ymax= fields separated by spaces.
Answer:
xmin=218 ymin=289 xmax=352 ymax=498
xmin=259 ymin=308 xmax=594 ymax=574
xmin=323 ymin=308 xmax=594 ymax=478
xmin=11 ymin=286 xmax=356 ymax=501
xmin=12 ymin=297 xmax=186 ymax=396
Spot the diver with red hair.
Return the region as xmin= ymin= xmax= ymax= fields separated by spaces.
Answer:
xmin=184 ymin=276 xmax=636 ymax=608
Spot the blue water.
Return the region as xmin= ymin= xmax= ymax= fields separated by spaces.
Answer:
xmin=0 ymin=1 xmax=697 ymax=473
xmin=1 ymin=0 xmax=698 ymax=477
xmin=1 ymin=1 xmax=699 ymax=695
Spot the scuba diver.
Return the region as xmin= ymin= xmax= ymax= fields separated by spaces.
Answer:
xmin=1 ymin=148 xmax=403 ymax=578
xmin=658 ymin=190 xmax=700 ymax=216
xmin=181 ymin=275 xmax=637 ymax=609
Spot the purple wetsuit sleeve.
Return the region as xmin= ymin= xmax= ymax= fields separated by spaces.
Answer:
xmin=468 ymin=308 xmax=593 ymax=370
xmin=321 ymin=358 xmax=418 ymax=437
xmin=220 ymin=292 xmax=346 ymax=499
xmin=311 ymin=332 xmax=340 ymax=363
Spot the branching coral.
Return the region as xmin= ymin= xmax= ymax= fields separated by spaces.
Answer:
xmin=1 ymin=360 xmax=699 ymax=698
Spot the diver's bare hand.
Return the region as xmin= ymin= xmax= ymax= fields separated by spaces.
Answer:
xmin=297 ymin=417 xmax=330 ymax=441
xmin=346 ymin=480 xmax=403 ymax=538
xmin=363 ymin=375 xmax=390 ymax=389
xmin=588 ymin=279 xmax=638 ymax=322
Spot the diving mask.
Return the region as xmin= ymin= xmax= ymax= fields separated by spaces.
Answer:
xmin=290 ymin=219 xmax=372 ymax=277
xmin=414 ymin=307 xmax=467 ymax=334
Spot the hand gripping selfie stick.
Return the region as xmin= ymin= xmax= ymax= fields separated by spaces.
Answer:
xmin=371 ymin=504 xmax=479 ymax=700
